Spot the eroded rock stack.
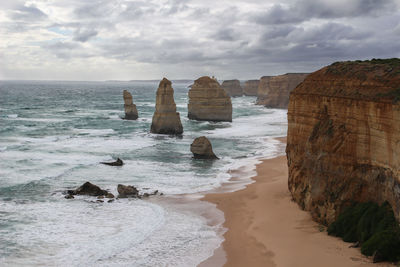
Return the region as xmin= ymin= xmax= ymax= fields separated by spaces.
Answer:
xmin=190 ymin=136 xmax=218 ymax=159
xmin=150 ymin=78 xmax=183 ymax=134
xmin=123 ymin=90 xmax=138 ymax=120
xmin=286 ymin=59 xmax=400 ymax=225
xmin=243 ymin=80 xmax=260 ymax=96
xmin=221 ymin=79 xmax=243 ymax=97
xmin=188 ymin=76 xmax=232 ymax=122
xmin=256 ymin=73 xmax=308 ymax=108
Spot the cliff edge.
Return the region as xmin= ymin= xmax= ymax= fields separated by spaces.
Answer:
xmin=287 ymin=59 xmax=400 ymax=225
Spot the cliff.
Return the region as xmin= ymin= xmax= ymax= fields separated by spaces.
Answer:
xmin=256 ymin=73 xmax=308 ymax=108
xmin=221 ymin=79 xmax=243 ymax=97
xmin=286 ymin=59 xmax=400 ymax=225
xmin=123 ymin=90 xmax=138 ymax=120
xmin=243 ymin=80 xmax=259 ymax=96
xmin=150 ymin=78 xmax=183 ymax=134
xmin=188 ymin=76 xmax=232 ymax=122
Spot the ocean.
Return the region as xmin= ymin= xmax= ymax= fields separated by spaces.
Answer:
xmin=0 ymin=80 xmax=287 ymax=266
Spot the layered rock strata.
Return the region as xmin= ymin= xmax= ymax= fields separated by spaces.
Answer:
xmin=190 ymin=136 xmax=218 ymax=159
xmin=221 ymin=79 xmax=243 ymax=97
xmin=150 ymin=78 xmax=183 ymax=134
xmin=123 ymin=90 xmax=138 ymax=120
xmin=188 ymin=76 xmax=232 ymax=122
xmin=286 ymin=59 xmax=400 ymax=225
xmin=256 ymin=73 xmax=308 ymax=108
xmin=243 ymin=80 xmax=260 ymax=96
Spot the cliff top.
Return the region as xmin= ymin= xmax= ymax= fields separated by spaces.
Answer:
xmin=293 ymin=58 xmax=400 ymax=102
xmin=158 ymin=77 xmax=172 ymax=87
xmin=194 ymin=76 xmax=220 ymax=86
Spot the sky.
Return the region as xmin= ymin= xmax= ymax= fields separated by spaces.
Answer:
xmin=0 ymin=0 xmax=399 ymax=81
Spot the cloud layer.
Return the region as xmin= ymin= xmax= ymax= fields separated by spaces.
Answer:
xmin=1 ymin=0 xmax=399 ymax=80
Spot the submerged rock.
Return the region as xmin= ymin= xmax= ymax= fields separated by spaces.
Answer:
xmin=190 ymin=136 xmax=218 ymax=159
xmin=100 ymin=158 xmax=123 ymax=166
xmin=68 ymin=182 xmax=108 ymax=197
xmin=188 ymin=76 xmax=232 ymax=122
xmin=221 ymin=79 xmax=243 ymax=97
xmin=150 ymin=78 xmax=183 ymax=134
xmin=117 ymin=184 xmax=139 ymax=198
xmin=123 ymin=90 xmax=138 ymax=120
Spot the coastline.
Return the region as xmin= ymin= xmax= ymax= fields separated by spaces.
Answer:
xmin=200 ymin=138 xmax=392 ymax=267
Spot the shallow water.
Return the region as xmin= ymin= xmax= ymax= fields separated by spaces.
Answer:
xmin=0 ymin=80 xmax=287 ymax=266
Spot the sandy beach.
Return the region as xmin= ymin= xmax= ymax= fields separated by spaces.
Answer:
xmin=201 ymin=147 xmax=392 ymax=266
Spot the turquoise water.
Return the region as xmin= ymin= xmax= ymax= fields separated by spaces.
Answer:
xmin=0 ymin=80 xmax=287 ymax=266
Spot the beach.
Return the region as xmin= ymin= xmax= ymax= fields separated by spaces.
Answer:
xmin=201 ymin=139 xmax=392 ymax=267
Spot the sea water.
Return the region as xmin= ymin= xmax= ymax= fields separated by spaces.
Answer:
xmin=0 ymin=80 xmax=287 ymax=266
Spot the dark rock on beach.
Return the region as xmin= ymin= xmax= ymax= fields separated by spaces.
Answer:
xmin=117 ymin=184 xmax=139 ymax=198
xmin=100 ymin=158 xmax=124 ymax=166
xmin=67 ymin=182 xmax=108 ymax=197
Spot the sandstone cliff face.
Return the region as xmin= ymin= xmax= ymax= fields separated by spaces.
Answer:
xmin=190 ymin=136 xmax=218 ymax=159
xmin=123 ymin=90 xmax=138 ymax=120
xmin=286 ymin=59 xmax=400 ymax=225
xmin=150 ymin=78 xmax=183 ymax=134
xmin=243 ymin=80 xmax=259 ymax=96
xmin=188 ymin=76 xmax=232 ymax=122
xmin=256 ymin=73 xmax=308 ymax=108
xmin=221 ymin=79 xmax=243 ymax=97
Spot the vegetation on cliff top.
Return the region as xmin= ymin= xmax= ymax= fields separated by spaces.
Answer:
xmin=328 ymin=202 xmax=400 ymax=262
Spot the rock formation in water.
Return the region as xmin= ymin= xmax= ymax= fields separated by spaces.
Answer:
xmin=67 ymin=182 xmax=108 ymax=197
xmin=256 ymin=73 xmax=308 ymax=108
xmin=286 ymin=59 xmax=400 ymax=225
xmin=243 ymin=80 xmax=260 ymax=96
xmin=100 ymin=158 xmax=123 ymax=166
xmin=117 ymin=184 xmax=139 ymax=198
xmin=123 ymin=90 xmax=138 ymax=120
xmin=190 ymin=136 xmax=218 ymax=159
xmin=221 ymin=79 xmax=243 ymax=97
xmin=150 ymin=78 xmax=183 ymax=134
xmin=188 ymin=76 xmax=232 ymax=122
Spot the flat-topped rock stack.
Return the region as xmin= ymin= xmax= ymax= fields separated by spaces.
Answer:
xmin=150 ymin=78 xmax=183 ymax=134
xmin=188 ymin=76 xmax=232 ymax=122
xmin=221 ymin=79 xmax=243 ymax=97
xmin=243 ymin=80 xmax=260 ymax=96
xmin=123 ymin=90 xmax=138 ymax=120
xmin=256 ymin=73 xmax=308 ymax=108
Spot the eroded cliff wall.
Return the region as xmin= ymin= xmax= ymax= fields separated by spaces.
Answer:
xmin=243 ymin=80 xmax=259 ymax=96
xmin=221 ymin=79 xmax=243 ymax=97
xmin=256 ymin=73 xmax=308 ymax=108
xmin=287 ymin=59 xmax=400 ymax=225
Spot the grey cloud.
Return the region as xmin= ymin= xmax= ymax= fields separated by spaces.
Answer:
xmin=10 ymin=4 xmax=47 ymax=21
xmin=73 ymin=28 xmax=98 ymax=42
xmin=212 ymin=28 xmax=238 ymax=41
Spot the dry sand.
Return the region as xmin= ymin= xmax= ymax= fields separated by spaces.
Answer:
xmin=200 ymin=155 xmax=393 ymax=267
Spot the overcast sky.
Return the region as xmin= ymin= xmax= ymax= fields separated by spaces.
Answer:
xmin=1 ymin=0 xmax=399 ymax=81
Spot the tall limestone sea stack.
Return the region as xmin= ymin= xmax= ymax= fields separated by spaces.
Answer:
xmin=221 ymin=79 xmax=243 ymax=97
xmin=188 ymin=76 xmax=232 ymax=122
xmin=286 ymin=59 xmax=400 ymax=225
xmin=256 ymin=73 xmax=308 ymax=108
xmin=150 ymin=78 xmax=183 ymax=134
xmin=123 ymin=90 xmax=138 ymax=120
xmin=243 ymin=80 xmax=259 ymax=96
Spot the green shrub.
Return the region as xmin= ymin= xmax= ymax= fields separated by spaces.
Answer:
xmin=328 ymin=201 xmax=400 ymax=262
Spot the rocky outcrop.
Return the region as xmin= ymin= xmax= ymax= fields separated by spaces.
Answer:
xmin=190 ymin=136 xmax=218 ymax=159
xmin=243 ymin=80 xmax=260 ymax=96
xmin=188 ymin=76 xmax=232 ymax=122
xmin=100 ymin=158 xmax=123 ymax=166
xmin=67 ymin=182 xmax=108 ymax=197
xmin=123 ymin=90 xmax=138 ymax=120
xmin=117 ymin=184 xmax=139 ymax=198
xmin=256 ymin=73 xmax=308 ymax=108
xmin=286 ymin=59 xmax=400 ymax=225
xmin=150 ymin=78 xmax=183 ymax=134
xmin=221 ymin=79 xmax=243 ymax=97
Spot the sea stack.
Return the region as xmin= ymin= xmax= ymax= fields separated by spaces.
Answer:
xmin=256 ymin=73 xmax=308 ymax=108
xmin=286 ymin=59 xmax=400 ymax=225
xmin=243 ymin=80 xmax=260 ymax=96
xmin=150 ymin=78 xmax=183 ymax=134
xmin=221 ymin=79 xmax=243 ymax=97
xmin=123 ymin=90 xmax=138 ymax=120
xmin=190 ymin=136 xmax=218 ymax=159
xmin=188 ymin=76 xmax=232 ymax=122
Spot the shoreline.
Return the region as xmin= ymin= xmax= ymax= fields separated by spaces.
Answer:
xmin=200 ymin=139 xmax=392 ymax=267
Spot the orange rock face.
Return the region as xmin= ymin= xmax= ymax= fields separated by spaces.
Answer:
xmin=286 ymin=59 xmax=400 ymax=225
xmin=256 ymin=73 xmax=308 ymax=108
xmin=243 ymin=80 xmax=259 ymax=96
